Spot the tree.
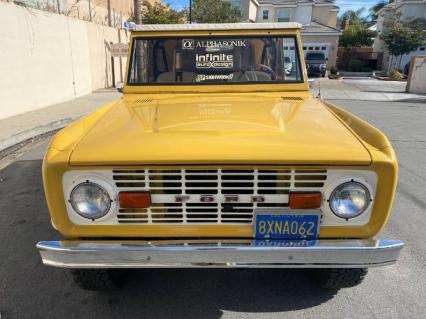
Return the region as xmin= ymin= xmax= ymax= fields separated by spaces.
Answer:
xmin=339 ymin=20 xmax=377 ymax=48
xmin=134 ymin=0 xmax=142 ymax=24
xmin=190 ymin=0 xmax=241 ymax=23
xmin=139 ymin=0 xmax=185 ymax=24
xmin=381 ymin=10 xmax=425 ymax=69
xmin=340 ymin=8 xmax=367 ymax=24
xmin=369 ymin=1 xmax=394 ymax=21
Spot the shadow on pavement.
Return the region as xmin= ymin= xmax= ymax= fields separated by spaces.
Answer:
xmin=0 ymin=160 xmax=336 ymax=319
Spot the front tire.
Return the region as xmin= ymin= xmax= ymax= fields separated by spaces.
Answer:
xmin=313 ymin=268 xmax=368 ymax=290
xmin=71 ymin=269 xmax=126 ymax=291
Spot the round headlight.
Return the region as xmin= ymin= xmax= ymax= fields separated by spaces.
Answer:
xmin=70 ymin=182 xmax=111 ymax=219
xmin=329 ymin=182 xmax=371 ymax=219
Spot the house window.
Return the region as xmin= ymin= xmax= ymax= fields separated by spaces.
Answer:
xmin=231 ymin=0 xmax=242 ymax=14
xmin=321 ymin=46 xmax=326 ymax=50
xmin=277 ymin=8 xmax=290 ymax=22
xmin=303 ymin=46 xmax=307 ymax=51
xmin=263 ymin=10 xmax=269 ymax=20
xmin=315 ymin=46 xmax=320 ymax=50
xmin=308 ymin=46 xmax=313 ymax=50
xmin=420 ymin=47 xmax=425 ymax=51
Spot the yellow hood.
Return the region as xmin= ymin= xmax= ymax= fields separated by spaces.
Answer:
xmin=69 ymin=92 xmax=371 ymax=165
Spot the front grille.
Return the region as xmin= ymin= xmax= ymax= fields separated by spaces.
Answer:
xmin=112 ymin=168 xmax=327 ymax=224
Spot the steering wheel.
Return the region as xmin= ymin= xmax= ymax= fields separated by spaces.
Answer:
xmin=242 ymin=64 xmax=277 ymax=81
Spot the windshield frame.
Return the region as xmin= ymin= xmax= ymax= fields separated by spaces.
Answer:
xmin=126 ymin=34 xmax=304 ymax=87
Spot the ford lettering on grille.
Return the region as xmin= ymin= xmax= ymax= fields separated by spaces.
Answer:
xmin=112 ymin=168 xmax=327 ymax=224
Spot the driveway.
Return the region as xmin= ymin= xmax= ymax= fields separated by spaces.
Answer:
xmin=314 ymin=78 xmax=426 ymax=102
xmin=0 ymin=100 xmax=425 ymax=318
xmin=341 ymin=78 xmax=406 ymax=93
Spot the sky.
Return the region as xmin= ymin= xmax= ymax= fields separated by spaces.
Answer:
xmin=165 ymin=0 xmax=377 ymax=15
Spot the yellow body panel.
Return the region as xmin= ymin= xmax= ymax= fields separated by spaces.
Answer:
xmin=68 ymin=92 xmax=371 ymax=166
xmin=42 ymin=26 xmax=398 ymax=239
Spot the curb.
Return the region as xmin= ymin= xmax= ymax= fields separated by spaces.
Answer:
xmin=325 ymin=97 xmax=426 ymax=103
xmin=372 ymin=76 xmax=407 ymax=82
xmin=341 ymin=77 xmax=372 ymax=80
xmin=394 ymin=97 xmax=426 ymax=103
xmin=0 ymin=117 xmax=77 ymax=152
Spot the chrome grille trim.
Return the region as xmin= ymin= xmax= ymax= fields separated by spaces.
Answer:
xmin=112 ymin=169 xmax=327 ymax=225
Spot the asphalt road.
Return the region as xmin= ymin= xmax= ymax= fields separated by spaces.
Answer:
xmin=0 ymin=100 xmax=425 ymax=319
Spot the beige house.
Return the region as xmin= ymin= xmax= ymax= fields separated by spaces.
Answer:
xmin=250 ymin=0 xmax=341 ymax=67
xmin=373 ymin=0 xmax=426 ymax=71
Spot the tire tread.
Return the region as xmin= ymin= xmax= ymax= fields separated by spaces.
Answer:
xmin=315 ymin=268 xmax=368 ymax=290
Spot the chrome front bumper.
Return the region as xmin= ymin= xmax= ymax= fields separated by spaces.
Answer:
xmin=36 ymin=239 xmax=404 ymax=269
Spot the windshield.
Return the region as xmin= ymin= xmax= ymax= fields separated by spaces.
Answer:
xmin=128 ymin=36 xmax=303 ymax=85
xmin=306 ymin=53 xmax=325 ymax=60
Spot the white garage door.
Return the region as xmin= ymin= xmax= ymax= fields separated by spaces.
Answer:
xmin=302 ymin=43 xmax=330 ymax=58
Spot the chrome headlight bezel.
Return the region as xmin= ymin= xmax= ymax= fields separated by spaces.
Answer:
xmin=63 ymin=171 xmax=119 ymax=225
xmin=329 ymin=181 xmax=372 ymax=220
xmin=69 ymin=182 xmax=112 ymax=220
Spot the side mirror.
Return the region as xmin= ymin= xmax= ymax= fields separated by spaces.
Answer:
xmin=116 ymin=82 xmax=124 ymax=93
xmin=308 ymin=78 xmax=315 ymax=89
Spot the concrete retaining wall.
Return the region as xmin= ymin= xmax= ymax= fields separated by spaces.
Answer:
xmin=406 ymin=56 xmax=426 ymax=94
xmin=0 ymin=2 xmax=129 ymax=120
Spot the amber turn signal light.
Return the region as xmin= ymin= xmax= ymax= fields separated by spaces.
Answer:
xmin=289 ymin=192 xmax=322 ymax=209
xmin=119 ymin=192 xmax=151 ymax=208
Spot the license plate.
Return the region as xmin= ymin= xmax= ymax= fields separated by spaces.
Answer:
xmin=255 ymin=213 xmax=319 ymax=239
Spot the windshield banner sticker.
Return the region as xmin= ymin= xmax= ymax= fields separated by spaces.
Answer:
xmin=183 ymin=39 xmax=246 ymax=50
xmin=195 ymin=53 xmax=233 ymax=69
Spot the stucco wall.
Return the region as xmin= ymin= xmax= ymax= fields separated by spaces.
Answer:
xmin=247 ymin=0 xmax=259 ymax=22
xmin=241 ymin=0 xmax=258 ymax=22
xmin=406 ymin=56 xmax=426 ymax=94
xmin=312 ymin=6 xmax=334 ymax=27
xmin=256 ymin=5 xmax=274 ymax=22
xmin=0 ymin=2 xmax=128 ymax=120
xmin=400 ymin=3 xmax=426 ymax=21
xmin=294 ymin=5 xmax=313 ymax=25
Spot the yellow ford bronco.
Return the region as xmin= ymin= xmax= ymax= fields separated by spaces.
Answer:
xmin=37 ymin=23 xmax=403 ymax=291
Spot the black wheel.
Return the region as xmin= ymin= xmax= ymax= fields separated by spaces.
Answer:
xmin=71 ymin=269 xmax=126 ymax=291
xmin=313 ymin=268 xmax=368 ymax=290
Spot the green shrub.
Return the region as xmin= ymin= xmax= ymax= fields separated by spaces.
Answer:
xmin=387 ymin=70 xmax=405 ymax=80
xmin=347 ymin=59 xmax=365 ymax=72
xmin=328 ymin=74 xmax=340 ymax=79
xmin=329 ymin=66 xmax=338 ymax=75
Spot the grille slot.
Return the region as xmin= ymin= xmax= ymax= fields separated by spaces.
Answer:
xmin=133 ymin=97 xmax=153 ymax=104
xmin=113 ymin=168 xmax=327 ymax=224
xmin=281 ymin=96 xmax=303 ymax=101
